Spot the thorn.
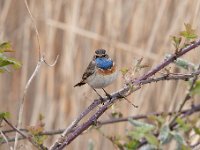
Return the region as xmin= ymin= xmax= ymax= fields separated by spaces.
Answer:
xmin=118 ymin=93 xmax=138 ymax=108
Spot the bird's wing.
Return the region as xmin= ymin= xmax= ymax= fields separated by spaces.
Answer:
xmin=74 ymin=60 xmax=96 ymax=87
xmin=82 ymin=60 xmax=96 ymax=80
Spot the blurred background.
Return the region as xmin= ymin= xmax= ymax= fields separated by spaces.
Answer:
xmin=0 ymin=0 xmax=200 ymax=149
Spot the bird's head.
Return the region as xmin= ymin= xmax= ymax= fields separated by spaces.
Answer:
xmin=94 ymin=49 xmax=113 ymax=69
xmin=95 ymin=49 xmax=109 ymax=58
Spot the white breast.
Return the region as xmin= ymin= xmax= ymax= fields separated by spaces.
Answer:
xmin=86 ymin=70 xmax=118 ymax=89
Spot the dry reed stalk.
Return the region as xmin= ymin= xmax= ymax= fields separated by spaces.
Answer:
xmin=0 ymin=0 xmax=200 ymax=149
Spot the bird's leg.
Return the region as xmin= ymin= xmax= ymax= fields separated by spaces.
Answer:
xmin=92 ymin=87 xmax=104 ymax=104
xmin=102 ymin=88 xmax=112 ymax=100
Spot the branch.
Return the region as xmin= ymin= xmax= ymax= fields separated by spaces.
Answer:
xmin=50 ymin=39 xmax=200 ymax=150
xmin=97 ymin=104 xmax=200 ymax=126
xmin=0 ymin=130 xmax=12 ymax=150
xmin=169 ymin=65 xmax=200 ymax=127
xmin=137 ymin=102 xmax=200 ymax=148
xmin=1 ymin=103 xmax=200 ymax=145
xmin=3 ymin=118 xmax=47 ymax=150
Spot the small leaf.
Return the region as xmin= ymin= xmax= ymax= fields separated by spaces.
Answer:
xmin=171 ymin=36 xmax=182 ymax=51
xmin=171 ymin=131 xmax=189 ymax=150
xmin=124 ymin=139 xmax=140 ymax=150
xmin=180 ymin=23 xmax=197 ymax=40
xmin=111 ymin=112 xmax=123 ymax=118
xmin=27 ymin=125 xmax=44 ymax=135
xmin=0 ymin=112 xmax=11 ymax=119
xmin=0 ymin=42 xmax=15 ymax=53
xmin=120 ymin=67 xmax=129 ymax=75
xmin=193 ymin=126 xmax=200 ymax=135
xmin=158 ymin=125 xmax=172 ymax=144
xmin=129 ymin=128 xmax=145 ymax=140
xmin=128 ymin=119 xmax=155 ymax=141
xmin=0 ymin=137 xmax=5 ymax=144
xmin=176 ymin=118 xmax=191 ymax=132
xmin=0 ymin=56 xmax=21 ymax=69
xmin=108 ymin=136 xmax=124 ymax=149
xmin=33 ymin=135 xmax=47 ymax=145
xmin=128 ymin=119 xmax=155 ymax=130
xmin=148 ymin=115 xmax=165 ymax=127
xmin=145 ymin=133 xmax=159 ymax=147
xmin=87 ymin=139 xmax=94 ymax=150
xmin=190 ymin=80 xmax=200 ymax=95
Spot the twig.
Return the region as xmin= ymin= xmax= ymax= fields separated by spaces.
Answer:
xmin=3 ymin=118 xmax=47 ymax=150
xmin=97 ymin=106 xmax=193 ymax=126
xmin=1 ymin=103 xmax=200 ymax=146
xmin=14 ymin=0 xmax=59 ymax=149
xmin=14 ymin=58 xmax=44 ymax=149
xmin=169 ymin=65 xmax=200 ymax=127
xmin=134 ymin=39 xmax=200 ymax=83
xmin=0 ymin=130 xmax=13 ymax=150
xmin=191 ymin=141 xmax=200 ymax=150
xmin=43 ymin=55 xmax=59 ymax=67
xmin=14 ymin=0 xmax=44 ymax=149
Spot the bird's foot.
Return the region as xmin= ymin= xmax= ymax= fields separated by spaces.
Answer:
xmin=99 ymin=96 xmax=105 ymax=105
xmin=102 ymin=88 xmax=112 ymax=101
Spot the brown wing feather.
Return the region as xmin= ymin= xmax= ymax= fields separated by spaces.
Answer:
xmin=74 ymin=60 xmax=96 ymax=87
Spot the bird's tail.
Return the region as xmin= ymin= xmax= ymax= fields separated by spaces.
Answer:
xmin=74 ymin=80 xmax=86 ymax=87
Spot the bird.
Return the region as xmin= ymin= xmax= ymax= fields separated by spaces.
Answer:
xmin=74 ymin=49 xmax=118 ymax=101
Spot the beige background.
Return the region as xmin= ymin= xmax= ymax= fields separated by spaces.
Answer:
xmin=0 ymin=0 xmax=200 ymax=149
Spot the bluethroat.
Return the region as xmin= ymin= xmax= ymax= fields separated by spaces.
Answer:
xmin=74 ymin=49 xmax=118 ymax=101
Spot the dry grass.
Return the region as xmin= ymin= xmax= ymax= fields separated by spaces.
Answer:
xmin=0 ymin=0 xmax=200 ymax=149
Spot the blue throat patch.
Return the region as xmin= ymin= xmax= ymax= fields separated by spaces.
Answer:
xmin=95 ymin=57 xmax=113 ymax=69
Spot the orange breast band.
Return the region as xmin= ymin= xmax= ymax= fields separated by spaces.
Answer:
xmin=97 ymin=65 xmax=116 ymax=75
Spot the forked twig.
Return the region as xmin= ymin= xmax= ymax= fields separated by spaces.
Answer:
xmin=14 ymin=0 xmax=58 ymax=149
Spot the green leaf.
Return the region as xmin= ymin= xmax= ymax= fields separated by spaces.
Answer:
xmin=124 ymin=139 xmax=140 ymax=150
xmin=191 ymin=80 xmax=200 ymax=95
xmin=129 ymin=127 xmax=146 ymax=140
xmin=111 ymin=111 xmax=123 ymax=118
xmin=0 ymin=137 xmax=5 ymax=144
xmin=120 ymin=67 xmax=129 ymax=75
xmin=0 ymin=56 xmax=21 ymax=69
xmin=0 ymin=112 xmax=11 ymax=119
xmin=128 ymin=119 xmax=155 ymax=130
xmin=176 ymin=118 xmax=191 ymax=132
xmin=87 ymin=139 xmax=94 ymax=150
xmin=0 ymin=42 xmax=15 ymax=53
xmin=171 ymin=36 xmax=182 ymax=51
xmin=171 ymin=131 xmax=185 ymax=144
xmin=128 ymin=119 xmax=155 ymax=141
xmin=145 ymin=133 xmax=159 ymax=147
xmin=33 ymin=135 xmax=47 ymax=145
xmin=171 ymin=131 xmax=190 ymax=150
xmin=193 ymin=126 xmax=200 ymax=135
xmin=148 ymin=115 xmax=165 ymax=127
xmin=158 ymin=125 xmax=172 ymax=144
xmin=139 ymin=144 xmax=157 ymax=150
xmin=180 ymin=23 xmax=198 ymax=40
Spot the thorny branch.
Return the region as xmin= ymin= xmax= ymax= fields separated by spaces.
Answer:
xmin=3 ymin=118 xmax=47 ymax=150
xmin=169 ymin=64 xmax=200 ymax=127
xmin=50 ymin=39 xmax=200 ymax=150
xmin=1 ymin=103 xmax=200 ymax=145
